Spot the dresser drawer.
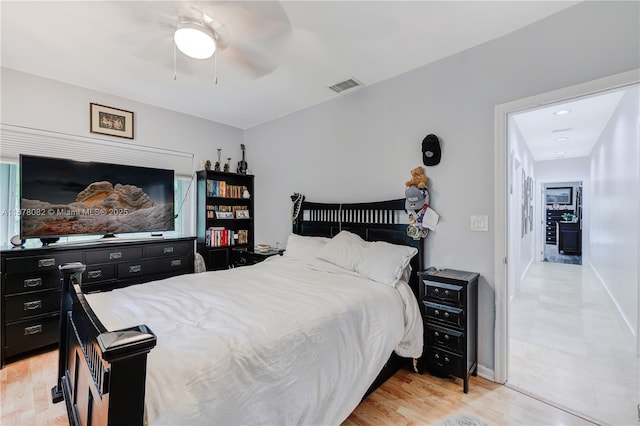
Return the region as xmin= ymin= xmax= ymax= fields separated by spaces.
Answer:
xmin=4 ymin=315 xmax=59 ymax=357
xmin=5 ymin=290 xmax=61 ymax=321
xmin=424 ymin=281 xmax=463 ymax=305
xmin=85 ymin=247 xmax=142 ymax=264
xmin=117 ymin=255 xmax=190 ymax=279
xmin=117 ymin=260 xmax=150 ymax=279
xmin=426 ymin=346 xmax=464 ymax=376
xmin=82 ymin=264 xmax=116 ymax=284
xmin=149 ymin=255 xmax=190 ymax=272
xmin=425 ymin=322 xmax=464 ymax=352
xmin=143 ymin=241 xmax=192 ymax=258
xmin=424 ymin=301 xmax=464 ymax=328
xmin=4 ymin=270 xmax=62 ymax=295
xmin=5 ymin=252 xmax=82 ymax=274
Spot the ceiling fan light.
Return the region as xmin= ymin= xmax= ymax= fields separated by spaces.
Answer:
xmin=174 ymin=19 xmax=216 ymax=59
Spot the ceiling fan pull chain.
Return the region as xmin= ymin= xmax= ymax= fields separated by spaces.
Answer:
xmin=173 ymin=43 xmax=178 ymax=80
xmin=214 ymin=50 xmax=218 ymax=85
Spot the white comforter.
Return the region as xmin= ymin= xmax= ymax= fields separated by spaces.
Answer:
xmin=86 ymin=256 xmax=423 ymax=425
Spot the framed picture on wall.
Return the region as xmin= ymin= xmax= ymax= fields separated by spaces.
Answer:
xmin=546 ymin=187 xmax=572 ymax=205
xmin=90 ymin=103 xmax=134 ymax=139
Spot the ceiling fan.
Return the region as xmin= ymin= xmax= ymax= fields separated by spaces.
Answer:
xmin=122 ymin=1 xmax=293 ymax=81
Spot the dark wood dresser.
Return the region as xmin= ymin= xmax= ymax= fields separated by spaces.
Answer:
xmin=418 ymin=268 xmax=479 ymax=393
xmin=0 ymin=236 xmax=195 ymax=367
xmin=546 ymin=209 xmax=573 ymax=244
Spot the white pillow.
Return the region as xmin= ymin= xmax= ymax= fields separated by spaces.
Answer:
xmin=317 ymin=230 xmax=418 ymax=286
xmin=283 ymin=234 xmax=330 ymax=259
xmin=356 ymin=241 xmax=418 ymax=286
xmin=317 ymin=230 xmax=367 ymax=271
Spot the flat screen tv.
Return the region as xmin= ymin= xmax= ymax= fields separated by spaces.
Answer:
xmin=20 ymin=154 xmax=175 ymax=239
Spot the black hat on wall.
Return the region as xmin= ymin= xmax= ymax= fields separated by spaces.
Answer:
xmin=422 ymin=134 xmax=441 ymax=166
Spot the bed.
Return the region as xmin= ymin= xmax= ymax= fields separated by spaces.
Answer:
xmin=51 ymin=197 xmax=425 ymax=425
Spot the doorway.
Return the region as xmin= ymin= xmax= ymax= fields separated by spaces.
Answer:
xmin=542 ymin=182 xmax=582 ymax=265
xmin=493 ymin=70 xmax=640 ymax=423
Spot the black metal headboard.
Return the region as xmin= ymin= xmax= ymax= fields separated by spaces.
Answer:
xmin=291 ymin=197 xmax=424 ymax=298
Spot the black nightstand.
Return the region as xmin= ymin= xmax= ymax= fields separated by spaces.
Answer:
xmin=231 ymin=248 xmax=284 ymax=267
xmin=418 ymin=267 xmax=479 ymax=393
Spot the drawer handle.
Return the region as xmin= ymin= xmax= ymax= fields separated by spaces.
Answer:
xmin=170 ymin=259 xmax=181 ymax=267
xmin=433 ymin=288 xmax=439 ymax=294
xmin=444 ymin=290 xmax=450 ymax=296
xmin=109 ymin=252 xmax=122 ymax=260
xmin=129 ymin=265 xmax=142 ymax=273
xmin=444 ymin=334 xmax=449 ymax=340
xmin=38 ymin=258 xmax=55 ymax=268
xmin=88 ymin=270 xmax=103 ymax=279
xmin=444 ymin=356 xmax=450 ymax=363
xmin=24 ymin=300 xmax=42 ymax=310
xmin=444 ymin=312 xmax=450 ymax=318
xmin=434 ymin=309 xmax=440 ymax=316
xmin=434 ymin=353 xmax=440 ymax=359
xmin=164 ymin=247 xmax=174 ymax=254
xmin=434 ymin=331 xmax=439 ymax=337
xmin=24 ymin=278 xmax=42 ymax=288
xmin=24 ymin=325 xmax=42 ymax=335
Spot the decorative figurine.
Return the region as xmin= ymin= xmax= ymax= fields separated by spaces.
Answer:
xmin=223 ymin=157 xmax=231 ymax=173
xmin=214 ymin=149 xmax=222 ymax=172
xmin=204 ymin=160 xmax=211 ymax=171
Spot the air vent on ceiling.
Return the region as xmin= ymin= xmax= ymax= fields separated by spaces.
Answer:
xmin=328 ymin=78 xmax=362 ymax=94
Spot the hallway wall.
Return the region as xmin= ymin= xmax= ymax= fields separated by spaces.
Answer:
xmin=589 ymin=85 xmax=640 ymax=340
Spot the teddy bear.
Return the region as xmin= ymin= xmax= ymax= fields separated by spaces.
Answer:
xmin=405 ymin=166 xmax=428 ymax=189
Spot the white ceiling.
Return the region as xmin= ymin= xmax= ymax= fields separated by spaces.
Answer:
xmin=512 ymin=88 xmax=627 ymax=162
xmin=1 ymin=1 xmax=580 ymax=129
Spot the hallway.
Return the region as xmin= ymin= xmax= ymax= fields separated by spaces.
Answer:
xmin=509 ymin=261 xmax=639 ymax=425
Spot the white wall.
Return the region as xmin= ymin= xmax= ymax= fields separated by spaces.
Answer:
xmin=0 ymin=68 xmax=244 ymax=174
xmin=245 ymin=1 xmax=640 ymax=371
xmin=589 ymin=85 xmax=640 ymax=338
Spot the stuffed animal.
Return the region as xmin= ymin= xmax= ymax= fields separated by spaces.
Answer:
xmin=405 ymin=166 xmax=428 ymax=189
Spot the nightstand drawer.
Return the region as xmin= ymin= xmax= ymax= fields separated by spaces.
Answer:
xmin=5 ymin=290 xmax=62 ymax=321
xmin=5 ymin=315 xmax=59 ymax=357
xmin=4 ymin=270 xmax=62 ymax=295
xmin=426 ymin=346 xmax=464 ymax=375
xmin=424 ymin=301 xmax=463 ymax=328
xmin=424 ymin=280 xmax=463 ymax=305
xmin=5 ymin=252 xmax=82 ymax=274
xmin=85 ymin=247 xmax=142 ymax=264
xmin=425 ymin=323 xmax=464 ymax=352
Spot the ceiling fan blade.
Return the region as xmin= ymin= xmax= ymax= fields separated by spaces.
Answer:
xmin=200 ymin=1 xmax=292 ymax=77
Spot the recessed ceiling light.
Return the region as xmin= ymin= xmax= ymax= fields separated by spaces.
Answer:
xmin=554 ymin=109 xmax=571 ymax=116
xmin=555 ymin=151 xmax=567 ymax=157
xmin=552 ymin=127 xmax=573 ymax=133
xmin=555 ymin=137 xmax=568 ymax=141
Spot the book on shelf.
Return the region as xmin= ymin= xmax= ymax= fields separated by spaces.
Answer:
xmin=206 ymin=180 xmax=248 ymax=198
xmin=205 ymin=227 xmax=236 ymax=247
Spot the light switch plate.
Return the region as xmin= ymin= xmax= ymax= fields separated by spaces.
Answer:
xmin=470 ymin=215 xmax=489 ymax=232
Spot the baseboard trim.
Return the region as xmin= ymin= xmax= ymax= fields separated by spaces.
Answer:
xmin=476 ymin=364 xmax=495 ymax=382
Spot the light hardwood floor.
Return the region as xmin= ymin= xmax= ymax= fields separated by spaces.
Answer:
xmin=1 ymin=349 xmax=594 ymax=425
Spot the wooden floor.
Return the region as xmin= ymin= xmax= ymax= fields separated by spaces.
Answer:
xmin=1 ymin=349 xmax=595 ymax=426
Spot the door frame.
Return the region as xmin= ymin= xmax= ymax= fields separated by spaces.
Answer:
xmin=493 ymin=69 xmax=639 ymax=384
